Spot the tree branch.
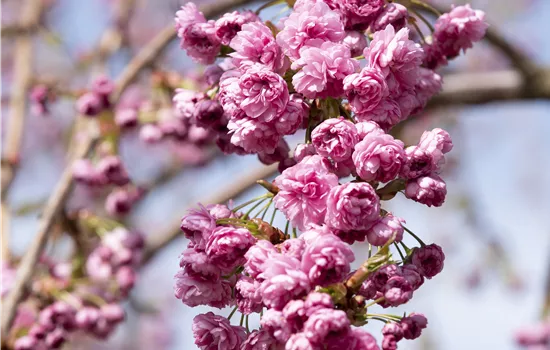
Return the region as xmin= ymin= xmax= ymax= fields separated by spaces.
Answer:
xmin=141 ymin=164 xmax=279 ymax=264
xmin=112 ymin=0 xmax=263 ymax=100
xmin=1 ymin=0 xmax=43 ymax=270
xmin=0 ymin=135 xmax=99 ymax=339
xmin=429 ymin=68 xmax=550 ymax=107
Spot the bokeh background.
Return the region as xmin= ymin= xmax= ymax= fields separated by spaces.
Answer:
xmin=2 ymin=0 xmax=549 ymax=349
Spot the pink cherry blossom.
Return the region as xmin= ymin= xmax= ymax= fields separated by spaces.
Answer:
xmin=192 ymin=312 xmax=246 ymax=350
xmin=292 ymin=42 xmax=359 ymax=99
xmin=230 ymin=22 xmax=288 ymax=73
xmin=405 ymin=174 xmax=447 ymax=207
xmin=273 ymin=155 xmax=339 ymax=230
xmin=301 ymin=234 xmax=355 ymax=286
xmin=353 ymin=132 xmax=405 ymax=182
xmin=311 ymin=117 xmax=359 ymax=162
xmin=325 ymin=182 xmax=380 ymax=231
xmin=276 ymin=0 xmax=345 ymax=60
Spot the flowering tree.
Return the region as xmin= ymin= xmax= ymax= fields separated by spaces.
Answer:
xmin=1 ymin=0 xmax=549 ymax=349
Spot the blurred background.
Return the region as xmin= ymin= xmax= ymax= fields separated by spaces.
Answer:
xmin=1 ymin=0 xmax=549 ymax=349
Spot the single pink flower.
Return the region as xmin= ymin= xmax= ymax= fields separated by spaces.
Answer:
xmin=292 ymin=42 xmax=359 ymax=99
xmin=311 ymin=117 xmax=359 ymax=162
xmin=276 ymin=0 xmax=345 ymax=60
xmin=193 ymin=312 xmax=246 ymax=350
xmin=325 ymin=182 xmax=380 ymax=231
xmin=273 ymin=155 xmax=339 ymax=230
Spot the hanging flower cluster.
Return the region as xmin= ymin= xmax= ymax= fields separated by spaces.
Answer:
xmin=8 ymin=227 xmax=144 ymax=350
xmin=172 ymin=0 xmax=487 ymax=349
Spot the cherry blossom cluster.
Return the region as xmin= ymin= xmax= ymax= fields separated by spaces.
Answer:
xmin=171 ymin=0 xmax=487 ymax=349
xmin=6 ymin=228 xmax=144 ymax=350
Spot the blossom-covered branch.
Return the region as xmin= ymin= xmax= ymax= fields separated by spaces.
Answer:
xmin=166 ymin=1 xmax=487 ymax=349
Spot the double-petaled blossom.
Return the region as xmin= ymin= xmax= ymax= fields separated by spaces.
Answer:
xmin=273 ymin=155 xmax=339 ymax=230
xmin=366 ymin=214 xmax=404 ymax=246
xmin=371 ymin=3 xmax=409 ymax=32
xmin=179 ymin=21 xmax=221 ymax=65
xmin=215 ymin=10 xmax=258 ymax=45
xmin=175 ymin=3 xmax=205 ymax=36
xmin=260 ymin=309 xmax=293 ymax=342
xmin=235 ymin=275 xmax=264 ymax=314
xmin=364 ymin=25 xmax=424 ymax=93
xmin=193 ymin=312 xmax=247 ymax=350
xmin=258 ymin=253 xmax=311 ymax=310
xmin=241 ymin=329 xmax=282 ymax=350
xmin=230 ymin=22 xmax=288 ymax=73
xmin=228 ymin=117 xmax=281 ymax=154
xmin=244 ymin=240 xmax=278 ymax=279
xmin=325 ymin=182 xmax=380 ymax=231
xmin=174 ymin=268 xmax=233 ymax=308
xmin=432 ymin=5 xmax=488 ymax=61
xmin=400 ymin=146 xmax=435 ymax=180
xmin=173 ymin=89 xmax=207 ymax=121
xmin=411 ymin=244 xmax=445 ymax=279
xmin=301 ymin=234 xmax=355 ymax=286
xmin=323 ymin=0 xmax=385 ymax=30
xmin=205 ymin=226 xmax=256 ymax=272
xmin=292 ymin=42 xmax=359 ymax=99
xmin=277 ymin=0 xmax=345 ymax=60
xmin=401 ymin=313 xmax=428 ymax=339
xmin=311 ymin=117 xmax=359 ymax=162
xmin=353 ymin=132 xmax=405 ymax=183
xmin=342 ymin=30 xmax=368 ymax=57
xmin=405 ymin=174 xmax=447 ymax=207
xmin=303 ymin=308 xmax=350 ymax=344
xmin=343 ymin=66 xmax=388 ymax=117
xmin=273 ymin=94 xmax=309 ymax=136
xmin=232 ymin=64 xmax=289 ymax=121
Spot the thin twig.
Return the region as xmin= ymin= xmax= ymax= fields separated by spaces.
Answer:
xmin=141 ymin=164 xmax=278 ymax=263
xmin=112 ymin=0 xmax=263 ymax=100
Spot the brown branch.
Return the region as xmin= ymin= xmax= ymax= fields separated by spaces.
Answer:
xmin=1 ymin=0 xmax=43 ymax=270
xmin=141 ymin=164 xmax=279 ymax=264
xmin=1 ymin=23 xmax=41 ymax=37
xmin=429 ymin=68 xmax=550 ymax=107
xmin=112 ymin=0 xmax=263 ymax=100
xmin=0 ymin=135 xmax=99 ymax=339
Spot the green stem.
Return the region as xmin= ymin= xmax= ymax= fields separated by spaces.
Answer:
xmin=367 ymin=313 xmax=402 ymax=321
xmin=245 ymin=315 xmax=250 ymax=333
xmin=243 ymin=198 xmax=269 ymax=219
xmin=368 ymin=316 xmax=389 ymax=324
xmin=284 ymin=221 xmax=290 ymax=235
xmin=368 ymin=244 xmax=372 ymax=259
xmin=269 ymin=207 xmax=278 ymax=225
xmin=402 ymin=226 xmax=426 ymax=246
xmin=292 ymin=227 xmax=298 ymax=238
xmin=227 ymin=306 xmax=238 ymax=321
xmin=240 ymin=313 xmax=245 ymax=327
xmin=411 ymin=0 xmax=442 ymax=16
xmin=257 ymin=199 xmax=273 ymax=220
xmin=410 ymin=20 xmax=427 ymax=44
xmin=410 ymin=8 xmax=435 ymax=33
xmin=233 ymin=194 xmax=270 ymax=212
xmin=365 ymin=297 xmax=385 ymax=309
xmin=394 ymin=243 xmax=406 ymax=261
